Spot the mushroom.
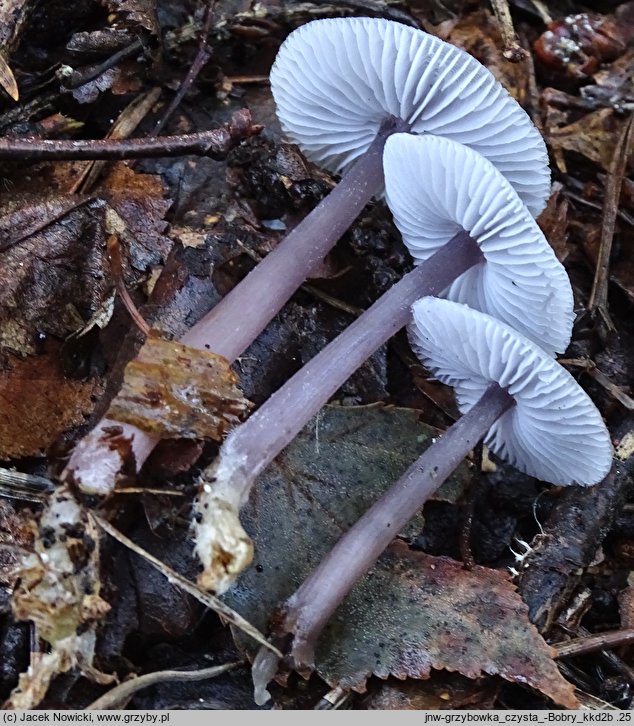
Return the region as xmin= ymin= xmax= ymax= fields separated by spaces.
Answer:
xmin=193 ymin=133 xmax=573 ymax=593
xmin=251 ymin=297 xmax=612 ymax=692
xmin=271 ymin=17 xmax=549 ymax=215
xmin=64 ymin=17 xmax=552 ymax=494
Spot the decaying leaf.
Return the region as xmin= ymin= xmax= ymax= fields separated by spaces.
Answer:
xmin=100 ymin=164 xmax=173 ymax=273
xmin=537 ymin=184 xmax=570 ymax=263
xmin=197 ymin=404 xmax=470 ymax=593
xmin=224 ymin=405 xmax=576 ymax=707
xmin=0 ymin=52 xmax=18 ymax=100
xmin=10 ymin=486 xmax=114 ymax=708
xmin=363 ymin=671 xmax=498 ymax=710
xmin=0 ymin=499 xmax=35 ymax=588
xmin=547 ymin=108 xmax=623 ymax=171
xmin=313 ymin=544 xmax=576 ymax=707
xmin=100 ymin=0 xmax=160 ymax=37
xmin=0 ymin=196 xmax=110 ymax=356
xmin=108 ymin=335 xmax=251 ymax=439
xmin=0 ymin=0 xmax=34 ymax=102
xmin=0 ymin=341 xmax=102 ymax=459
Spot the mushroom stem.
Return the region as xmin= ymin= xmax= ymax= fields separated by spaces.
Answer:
xmin=195 ymin=232 xmax=482 ymax=557
xmin=277 ymin=383 xmax=514 ymax=669
xmin=181 ymin=115 xmax=409 ymax=358
xmin=63 ymin=117 xmax=408 ymax=493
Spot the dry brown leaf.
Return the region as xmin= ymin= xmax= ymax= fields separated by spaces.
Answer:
xmin=108 ymin=335 xmax=251 ymax=440
xmin=0 ymin=341 xmax=102 ymax=459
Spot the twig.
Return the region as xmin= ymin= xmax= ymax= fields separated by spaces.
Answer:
xmin=72 ymin=87 xmax=162 ymax=194
xmin=92 ymin=514 xmax=283 ymax=658
xmin=225 ymin=75 xmax=269 ymax=85
xmin=61 ymin=40 xmax=144 ymax=90
xmin=530 ymin=0 xmax=552 ymax=24
xmin=489 ymin=0 xmax=528 ymax=61
xmin=314 ymin=686 xmax=350 ymax=710
xmin=114 ymin=487 xmax=184 ymax=496
xmin=559 ymin=358 xmax=634 ymax=411
xmin=516 ymin=417 xmax=632 ymax=636
xmin=588 ymin=112 xmax=634 ymax=330
xmin=555 ymin=629 xmax=634 ymax=659
xmin=86 ymin=661 xmax=244 ymax=709
xmin=0 ymin=109 xmax=258 ymax=160
xmin=151 ymin=0 xmax=216 ymax=137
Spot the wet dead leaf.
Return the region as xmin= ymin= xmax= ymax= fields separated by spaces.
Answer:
xmin=547 ymin=108 xmax=622 ymax=171
xmin=0 ymin=499 xmax=35 ymax=588
xmin=107 ymin=335 xmax=250 ymax=440
xmin=100 ymin=164 xmax=173 ymax=272
xmin=101 ymin=0 xmax=160 ymax=37
xmin=582 ymin=49 xmax=634 ymax=110
xmin=537 ymin=184 xmax=570 ymax=263
xmin=0 ymin=196 xmax=110 ymax=356
xmin=0 ymin=341 xmax=102 ymax=459
xmin=363 ymin=671 xmax=498 ymax=710
xmin=311 ymin=543 xmax=576 ymax=707
xmin=224 ymin=405 xmax=575 ymax=707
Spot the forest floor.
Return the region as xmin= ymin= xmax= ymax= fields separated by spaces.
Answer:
xmin=0 ymin=0 xmax=633 ymax=711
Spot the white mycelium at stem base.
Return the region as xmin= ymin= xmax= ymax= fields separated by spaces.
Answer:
xmin=192 ymin=134 xmax=573 ymax=593
xmin=262 ymin=298 xmax=613 ymax=679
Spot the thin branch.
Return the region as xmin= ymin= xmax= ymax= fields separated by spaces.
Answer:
xmin=0 ymin=109 xmax=258 ymax=161
xmin=61 ymin=40 xmax=144 ymax=90
xmin=107 ymin=236 xmax=151 ymax=337
xmin=151 ymin=0 xmax=216 ymax=137
xmin=555 ymin=629 xmax=634 ymax=659
xmin=588 ymin=112 xmax=634 ymax=329
xmin=489 ymin=0 xmax=528 ymax=61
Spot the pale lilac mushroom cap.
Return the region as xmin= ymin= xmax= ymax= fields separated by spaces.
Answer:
xmin=384 ymin=133 xmax=574 ymax=356
xmin=409 ymin=298 xmax=613 ymax=486
xmin=270 ymin=16 xmax=550 ymax=216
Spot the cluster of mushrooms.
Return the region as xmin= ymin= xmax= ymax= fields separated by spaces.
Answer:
xmin=67 ymin=15 xmax=614 ymax=680
xmin=198 ymin=16 xmax=614 ymax=679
